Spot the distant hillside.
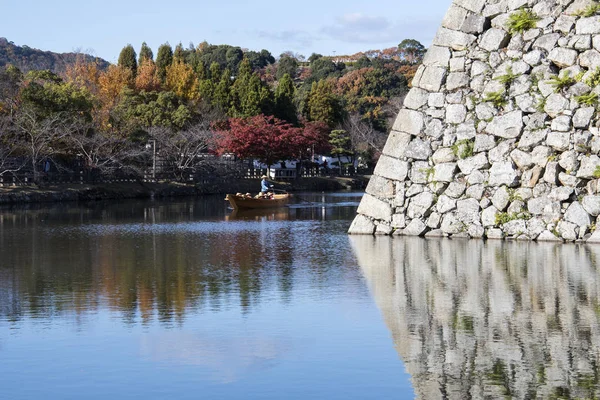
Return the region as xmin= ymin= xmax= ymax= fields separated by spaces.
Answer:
xmin=0 ymin=37 xmax=110 ymax=74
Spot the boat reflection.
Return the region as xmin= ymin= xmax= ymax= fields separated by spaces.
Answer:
xmin=226 ymin=208 xmax=290 ymax=221
xmin=351 ymin=236 xmax=600 ymax=400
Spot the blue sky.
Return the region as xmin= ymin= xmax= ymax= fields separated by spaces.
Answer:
xmin=3 ymin=0 xmax=452 ymax=62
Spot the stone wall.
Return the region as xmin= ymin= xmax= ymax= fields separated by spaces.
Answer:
xmin=349 ymin=0 xmax=600 ymax=242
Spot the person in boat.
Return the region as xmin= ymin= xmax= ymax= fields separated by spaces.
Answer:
xmin=259 ymin=175 xmax=274 ymax=198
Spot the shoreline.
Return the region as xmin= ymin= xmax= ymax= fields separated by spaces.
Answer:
xmin=0 ymin=177 xmax=368 ymax=205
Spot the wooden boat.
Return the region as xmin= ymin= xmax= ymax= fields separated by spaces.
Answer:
xmin=225 ymin=193 xmax=291 ymax=210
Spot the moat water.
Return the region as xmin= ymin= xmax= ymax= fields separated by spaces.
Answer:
xmin=1 ymin=193 xmax=599 ymax=399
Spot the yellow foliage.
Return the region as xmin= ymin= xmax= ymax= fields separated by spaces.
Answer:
xmin=165 ymin=62 xmax=199 ymax=100
xmin=135 ymin=60 xmax=161 ymax=92
xmin=97 ymin=65 xmax=133 ymax=131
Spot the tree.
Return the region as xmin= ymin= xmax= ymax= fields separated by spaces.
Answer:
xmin=113 ymin=89 xmax=193 ymax=132
xmin=277 ymin=55 xmax=298 ymax=80
xmin=229 ymin=59 xmax=273 ymax=118
xmin=156 ymin=43 xmax=173 ymax=82
xmin=354 ymin=56 xmax=371 ymax=69
xmin=0 ymin=65 xmax=23 ymax=116
xmin=226 ymin=47 xmax=243 ymax=74
xmin=274 ymin=73 xmax=297 ymax=124
xmin=329 ymin=129 xmax=353 ymax=170
xmin=65 ymin=122 xmax=145 ymax=177
xmin=135 ymin=59 xmax=161 ymax=92
xmin=212 ymin=69 xmax=231 ymax=112
xmin=13 ymin=106 xmax=79 ymax=182
xmin=295 ymin=121 xmax=331 ymax=158
xmin=165 ymin=61 xmax=199 ymax=100
xmin=97 ymin=65 xmax=133 ymax=132
xmin=139 ymin=42 xmax=154 ymax=64
xmin=245 ymin=49 xmax=275 ymax=70
xmin=308 ymin=53 xmax=323 ymax=63
xmin=173 ymin=42 xmax=185 ymax=63
xmin=398 ymin=39 xmax=425 ymax=64
xmin=118 ymin=44 xmax=138 ymax=76
xmin=306 ymin=79 xmax=344 ymax=127
xmin=148 ymin=118 xmax=214 ymax=180
xmin=307 ymin=58 xmax=339 ymax=84
xmin=343 ymin=113 xmax=386 ymax=164
xmin=214 ymin=114 xmax=301 ymax=169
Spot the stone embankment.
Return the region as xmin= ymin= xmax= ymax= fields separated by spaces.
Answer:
xmin=349 ymin=0 xmax=600 ymax=242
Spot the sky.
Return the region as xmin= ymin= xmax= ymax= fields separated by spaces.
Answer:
xmin=3 ymin=0 xmax=453 ymax=62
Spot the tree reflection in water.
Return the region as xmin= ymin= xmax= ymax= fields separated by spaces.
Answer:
xmin=351 ymin=236 xmax=600 ymax=400
xmin=0 ymin=196 xmax=358 ymax=326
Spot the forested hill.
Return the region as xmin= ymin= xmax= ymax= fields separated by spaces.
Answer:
xmin=0 ymin=37 xmax=109 ymax=74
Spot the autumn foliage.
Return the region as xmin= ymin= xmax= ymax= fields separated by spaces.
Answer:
xmin=214 ymin=115 xmax=330 ymax=167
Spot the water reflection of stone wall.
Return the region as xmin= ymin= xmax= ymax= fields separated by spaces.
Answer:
xmin=351 ymin=236 xmax=600 ymax=399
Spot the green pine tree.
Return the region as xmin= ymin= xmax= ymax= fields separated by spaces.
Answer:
xmin=156 ymin=43 xmax=173 ymax=82
xmin=118 ymin=44 xmax=138 ymax=76
xmin=274 ymin=73 xmax=297 ymax=124
xmin=138 ymin=42 xmax=154 ymax=64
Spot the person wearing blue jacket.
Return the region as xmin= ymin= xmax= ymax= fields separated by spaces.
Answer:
xmin=261 ymin=175 xmax=273 ymax=193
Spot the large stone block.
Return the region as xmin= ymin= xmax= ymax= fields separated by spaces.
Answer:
xmin=462 ymin=14 xmax=487 ymax=33
xmin=365 ymin=175 xmax=395 ymax=199
xmin=480 ymin=28 xmax=510 ymax=51
xmin=489 ymin=161 xmax=519 ymax=187
xmin=440 ymin=213 xmax=464 ymax=234
xmin=546 ymin=131 xmax=570 ymax=151
xmin=564 ymin=202 xmax=591 ymax=227
xmin=446 ymin=72 xmax=469 ymax=90
xmin=432 ymin=27 xmax=477 ymax=51
xmin=433 ymin=163 xmax=457 ymax=182
xmin=347 ymin=214 xmax=375 ymax=235
xmin=576 ymin=16 xmax=600 ymax=34
xmin=403 ymin=88 xmax=430 ymax=110
xmin=404 ymin=138 xmax=433 ymax=160
xmin=510 ymin=149 xmax=534 ymax=169
xmin=446 ymin=104 xmax=467 ymax=123
xmin=417 ymin=66 xmax=447 ymax=92
xmin=577 ymin=155 xmax=600 ymax=178
xmin=442 ymin=5 xmax=469 ymax=30
xmin=356 ymin=193 xmax=392 ymax=222
xmin=457 ymin=198 xmax=481 ymax=223
xmin=528 ymin=196 xmax=552 ymax=215
xmin=582 ymin=195 xmax=600 ymax=216
xmin=373 ymin=155 xmax=409 ymax=181
xmin=579 ymin=49 xmax=600 ymax=68
xmin=486 ymin=110 xmax=524 ymax=138
xmin=402 ymin=219 xmax=428 ymax=236
xmin=422 ymin=45 xmax=451 ymax=67
xmin=432 ymin=147 xmax=456 ymax=164
xmin=454 ymin=0 xmax=486 ymax=13
xmin=457 ymin=153 xmax=488 ymax=174
xmin=544 ymin=93 xmax=569 ymax=117
xmin=438 ymin=194 xmax=458 ymax=214
xmin=392 ymin=110 xmax=424 ymax=135
xmin=548 ymin=48 xmax=578 ymax=67
xmin=382 ymin=131 xmax=412 ymax=159
xmin=407 ymin=191 xmax=435 ymax=218
xmin=533 ymin=33 xmax=560 ymax=52
xmin=518 ymin=129 xmax=548 ymax=149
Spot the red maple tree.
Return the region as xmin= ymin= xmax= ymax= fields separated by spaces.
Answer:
xmin=213 ymin=115 xmax=331 ymax=168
